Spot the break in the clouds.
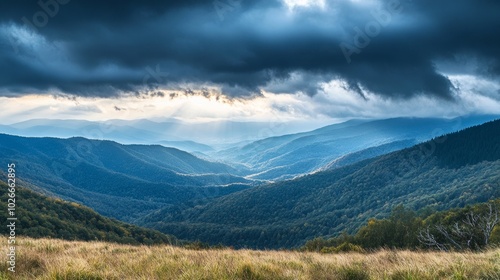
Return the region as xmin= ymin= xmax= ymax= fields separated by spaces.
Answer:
xmin=0 ymin=0 xmax=499 ymax=102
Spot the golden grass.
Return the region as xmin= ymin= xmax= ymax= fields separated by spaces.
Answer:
xmin=1 ymin=237 xmax=499 ymax=279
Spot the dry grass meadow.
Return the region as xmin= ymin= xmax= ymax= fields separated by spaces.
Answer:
xmin=1 ymin=237 xmax=499 ymax=279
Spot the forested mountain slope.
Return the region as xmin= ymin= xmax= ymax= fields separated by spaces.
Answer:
xmin=0 ymin=134 xmax=251 ymax=221
xmin=0 ymin=180 xmax=176 ymax=245
xmin=214 ymin=115 xmax=498 ymax=180
xmin=141 ymin=119 xmax=500 ymax=249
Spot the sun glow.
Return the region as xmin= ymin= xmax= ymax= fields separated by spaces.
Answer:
xmin=1 ymin=74 xmax=499 ymax=125
xmin=0 ymin=92 xmax=331 ymax=125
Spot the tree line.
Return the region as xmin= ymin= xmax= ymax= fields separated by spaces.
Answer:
xmin=302 ymin=200 xmax=500 ymax=252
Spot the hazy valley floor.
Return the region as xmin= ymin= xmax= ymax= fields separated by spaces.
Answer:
xmin=1 ymin=238 xmax=499 ymax=279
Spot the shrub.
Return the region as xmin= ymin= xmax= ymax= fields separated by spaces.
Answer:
xmin=320 ymin=242 xmax=365 ymax=254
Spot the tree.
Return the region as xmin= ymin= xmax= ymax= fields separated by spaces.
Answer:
xmin=418 ymin=203 xmax=499 ymax=251
xmin=479 ymin=203 xmax=499 ymax=246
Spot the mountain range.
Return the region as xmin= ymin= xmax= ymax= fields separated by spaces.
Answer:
xmin=212 ymin=115 xmax=499 ymax=180
xmin=0 ymin=115 xmax=498 ymax=249
xmin=0 ymin=118 xmax=322 ymax=151
xmin=0 ymin=134 xmax=251 ymax=221
xmin=139 ymin=119 xmax=500 ymax=249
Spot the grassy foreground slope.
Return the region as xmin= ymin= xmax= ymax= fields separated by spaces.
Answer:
xmin=1 ymin=238 xmax=499 ymax=279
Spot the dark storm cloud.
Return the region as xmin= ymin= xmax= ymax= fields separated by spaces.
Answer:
xmin=0 ymin=0 xmax=499 ymax=99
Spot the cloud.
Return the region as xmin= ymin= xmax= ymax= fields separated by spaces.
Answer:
xmin=0 ymin=0 xmax=499 ymax=101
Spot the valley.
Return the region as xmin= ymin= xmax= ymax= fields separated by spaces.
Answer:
xmin=2 ymin=1 xmax=499 ymax=278
xmin=140 ymin=119 xmax=500 ymax=248
xmin=1 ymin=115 xmax=499 ymax=249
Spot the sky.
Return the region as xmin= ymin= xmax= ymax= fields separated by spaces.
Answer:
xmin=0 ymin=0 xmax=499 ymax=124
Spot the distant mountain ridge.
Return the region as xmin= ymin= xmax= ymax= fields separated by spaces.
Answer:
xmin=213 ymin=115 xmax=499 ymax=180
xmin=140 ymin=119 xmax=500 ymax=249
xmin=0 ymin=134 xmax=252 ymax=221
xmin=0 ymin=118 xmax=322 ymax=151
xmin=2 ymin=116 xmax=497 ymax=181
xmin=1 ymin=115 xmax=498 ymax=246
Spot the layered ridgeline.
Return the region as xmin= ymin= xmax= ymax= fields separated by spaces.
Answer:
xmin=214 ymin=115 xmax=498 ymax=180
xmin=0 ymin=134 xmax=251 ymax=221
xmin=140 ymin=119 xmax=500 ymax=249
xmin=0 ymin=119 xmax=316 ymax=152
xmin=0 ymin=180 xmax=176 ymax=245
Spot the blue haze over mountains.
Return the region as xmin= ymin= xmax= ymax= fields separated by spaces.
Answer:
xmin=0 ymin=119 xmax=322 ymax=151
xmin=1 ymin=0 xmax=499 ymax=252
xmin=212 ymin=116 xmax=499 ymax=180
xmin=0 ymin=115 xmax=500 ymax=248
xmin=140 ymin=119 xmax=500 ymax=248
xmin=0 ymin=115 xmax=497 ymax=224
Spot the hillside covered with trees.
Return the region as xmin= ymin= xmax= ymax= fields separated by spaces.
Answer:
xmin=0 ymin=180 xmax=176 ymax=245
xmin=0 ymin=134 xmax=252 ymax=221
xmin=140 ymin=120 xmax=500 ymax=249
xmin=302 ymin=200 xmax=500 ymax=252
